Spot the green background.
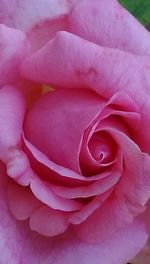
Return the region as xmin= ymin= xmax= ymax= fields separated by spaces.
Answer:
xmin=119 ymin=0 xmax=150 ymax=29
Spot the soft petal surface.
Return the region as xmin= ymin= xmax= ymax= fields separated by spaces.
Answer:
xmin=0 ymin=0 xmax=81 ymax=50
xmin=0 ymin=163 xmax=148 ymax=264
xmin=0 ymin=86 xmax=25 ymax=157
xmin=8 ymin=182 xmax=41 ymax=220
xmin=21 ymin=31 xmax=150 ymax=101
xmin=0 ymin=0 xmax=71 ymax=31
xmin=24 ymin=88 xmax=105 ymax=173
xmin=68 ymin=0 xmax=150 ymax=54
xmin=74 ymin=129 xmax=150 ymax=243
xmin=29 ymin=205 xmax=69 ymax=237
xmin=0 ymin=25 xmax=28 ymax=86
xmin=8 ymin=182 xmax=70 ymax=236
xmin=21 ymin=31 xmax=150 ymax=153
xmin=30 ymin=175 xmax=83 ymax=212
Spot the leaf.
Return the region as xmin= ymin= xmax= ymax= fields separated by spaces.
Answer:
xmin=119 ymin=0 xmax=150 ymax=29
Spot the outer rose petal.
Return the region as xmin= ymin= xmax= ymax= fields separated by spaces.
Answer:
xmin=131 ymin=202 xmax=150 ymax=264
xmin=0 ymin=0 xmax=72 ymax=31
xmin=0 ymin=0 xmax=81 ymax=50
xmin=29 ymin=205 xmax=69 ymax=237
xmin=0 ymin=163 xmax=148 ymax=264
xmin=68 ymin=0 xmax=150 ymax=54
xmin=8 ymin=182 xmax=41 ymax=220
xmin=0 ymin=86 xmax=25 ymax=157
xmin=8 ymin=182 xmax=70 ymax=236
xmin=21 ymin=31 xmax=150 ymax=100
xmin=0 ymin=25 xmax=28 ymax=86
xmin=21 ymin=31 xmax=150 ymax=153
xmin=0 ymin=161 xmax=147 ymax=264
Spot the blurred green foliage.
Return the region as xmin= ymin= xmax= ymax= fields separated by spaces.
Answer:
xmin=119 ymin=0 xmax=150 ymax=29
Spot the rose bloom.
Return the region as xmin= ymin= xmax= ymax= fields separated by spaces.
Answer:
xmin=1 ymin=0 xmax=150 ymax=263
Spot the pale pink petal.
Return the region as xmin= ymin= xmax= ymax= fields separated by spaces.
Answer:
xmin=0 ymin=0 xmax=70 ymax=31
xmin=0 ymin=25 xmax=28 ymax=86
xmin=7 ymin=178 xmax=70 ymax=236
xmin=24 ymin=88 xmax=105 ymax=173
xmin=131 ymin=201 xmax=150 ymax=263
xmin=21 ymin=31 xmax=150 ymax=153
xmin=30 ymin=205 xmax=69 ymax=236
xmin=45 ymin=220 xmax=148 ymax=264
xmin=0 ymin=86 xmax=25 ymax=157
xmin=68 ymin=0 xmax=150 ymax=54
xmin=27 ymin=17 xmax=68 ymax=51
xmin=0 ymin=163 xmax=148 ymax=264
xmin=20 ymin=31 xmax=148 ymax=100
xmin=0 ymin=0 xmax=81 ymax=50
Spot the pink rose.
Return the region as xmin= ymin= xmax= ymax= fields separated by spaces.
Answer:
xmin=1 ymin=0 xmax=150 ymax=263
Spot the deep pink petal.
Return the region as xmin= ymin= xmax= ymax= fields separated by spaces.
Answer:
xmin=0 ymin=25 xmax=28 ymax=86
xmin=68 ymin=0 xmax=150 ymax=54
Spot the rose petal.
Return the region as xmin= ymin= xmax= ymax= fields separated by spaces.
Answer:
xmin=20 ymin=31 xmax=148 ymax=101
xmin=8 ymin=182 xmax=41 ymax=220
xmin=7 ymin=172 xmax=76 ymax=235
xmin=21 ymin=31 xmax=150 ymax=154
xmin=0 ymin=0 xmax=70 ymax=31
xmin=0 ymin=0 xmax=80 ymax=50
xmin=30 ymin=174 xmax=83 ymax=212
xmin=8 ymin=178 xmax=70 ymax=236
xmin=0 ymin=85 xmax=25 ymax=157
xmin=74 ymin=128 xmax=150 ymax=243
xmin=0 ymin=163 xmax=148 ymax=264
xmin=30 ymin=205 xmax=69 ymax=237
xmin=24 ymin=88 xmax=105 ymax=173
xmin=50 ymin=171 xmax=120 ymax=199
xmin=27 ymin=17 xmax=68 ymax=51
xmin=68 ymin=0 xmax=150 ymax=54
xmin=23 ymin=135 xmax=117 ymax=183
xmin=0 ymin=24 xmax=28 ymax=86
xmin=47 ymin=220 xmax=148 ymax=264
